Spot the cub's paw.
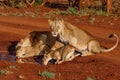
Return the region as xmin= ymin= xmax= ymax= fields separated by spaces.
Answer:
xmin=55 ymin=62 xmax=58 ymax=64
xmin=57 ymin=61 xmax=63 ymax=64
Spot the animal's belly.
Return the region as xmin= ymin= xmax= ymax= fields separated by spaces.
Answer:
xmin=77 ymin=45 xmax=87 ymax=50
xmin=62 ymin=35 xmax=89 ymax=50
xmin=70 ymin=42 xmax=88 ymax=51
xmin=76 ymin=44 xmax=87 ymax=50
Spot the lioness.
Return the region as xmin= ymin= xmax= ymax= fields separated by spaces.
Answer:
xmin=42 ymin=44 xmax=80 ymax=65
xmin=48 ymin=18 xmax=119 ymax=55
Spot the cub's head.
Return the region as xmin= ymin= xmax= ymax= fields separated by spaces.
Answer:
xmin=48 ymin=18 xmax=65 ymax=37
xmin=16 ymin=35 xmax=31 ymax=51
xmin=16 ymin=47 xmax=26 ymax=58
xmin=16 ymin=40 xmax=45 ymax=58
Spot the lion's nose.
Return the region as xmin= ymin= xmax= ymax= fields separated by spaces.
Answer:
xmin=52 ymin=32 xmax=57 ymax=37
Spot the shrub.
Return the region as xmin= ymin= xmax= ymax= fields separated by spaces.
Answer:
xmin=34 ymin=0 xmax=42 ymax=6
xmin=66 ymin=7 xmax=79 ymax=15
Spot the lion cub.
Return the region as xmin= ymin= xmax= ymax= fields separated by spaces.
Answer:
xmin=48 ymin=18 xmax=119 ymax=55
xmin=16 ymin=40 xmax=45 ymax=58
xmin=42 ymin=44 xmax=80 ymax=65
xmin=16 ymin=40 xmax=46 ymax=63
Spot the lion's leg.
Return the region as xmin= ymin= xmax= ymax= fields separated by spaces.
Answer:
xmin=55 ymin=58 xmax=61 ymax=64
xmin=88 ymin=40 xmax=101 ymax=54
xmin=65 ymin=51 xmax=75 ymax=60
xmin=54 ymin=51 xmax=61 ymax=64
xmin=81 ymin=51 xmax=94 ymax=56
xmin=68 ymin=53 xmax=80 ymax=61
xmin=57 ymin=51 xmax=76 ymax=64
xmin=57 ymin=60 xmax=64 ymax=64
xmin=74 ymin=53 xmax=80 ymax=57
xmin=57 ymin=54 xmax=65 ymax=64
xmin=57 ymin=45 xmax=75 ymax=64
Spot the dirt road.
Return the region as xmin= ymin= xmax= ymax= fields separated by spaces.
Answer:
xmin=0 ymin=13 xmax=120 ymax=80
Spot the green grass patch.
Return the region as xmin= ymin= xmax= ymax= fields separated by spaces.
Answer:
xmin=34 ymin=0 xmax=42 ymax=6
xmin=8 ymin=65 xmax=18 ymax=69
xmin=39 ymin=71 xmax=55 ymax=79
xmin=86 ymin=76 xmax=94 ymax=80
xmin=0 ymin=69 xmax=13 ymax=75
xmin=0 ymin=69 xmax=6 ymax=75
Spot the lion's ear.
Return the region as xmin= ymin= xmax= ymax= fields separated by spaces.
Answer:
xmin=61 ymin=18 xmax=64 ymax=23
xmin=20 ymin=39 xmax=24 ymax=43
xmin=48 ymin=19 xmax=52 ymax=25
xmin=57 ymin=18 xmax=64 ymax=25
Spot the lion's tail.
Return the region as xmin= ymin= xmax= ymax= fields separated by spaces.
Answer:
xmin=101 ymin=34 xmax=119 ymax=52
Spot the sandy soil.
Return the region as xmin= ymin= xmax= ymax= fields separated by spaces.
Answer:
xmin=0 ymin=8 xmax=120 ymax=80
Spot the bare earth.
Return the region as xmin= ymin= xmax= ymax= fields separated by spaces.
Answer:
xmin=0 ymin=8 xmax=120 ymax=80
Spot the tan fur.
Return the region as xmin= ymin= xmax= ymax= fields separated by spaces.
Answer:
xmin=16 ymin=35 xmax=31 ymax=50
xmin=42 ymin=44 xmax=80 ymax=65
xmin=51 ymin=41 xmax=64 ymax=50
xmin=48 ymin=18 xmax=119 ymax=56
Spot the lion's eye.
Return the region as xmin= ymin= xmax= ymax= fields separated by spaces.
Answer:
xmin=70 ymin=56 xmax=72 ymax=58
xmin=22 ymin=54 xmax=25 ymax=56
xmin=57 ymin=26 xmax=59 ymax=28
xmin=60 ymin=33 xmax=63 ymax=36
xmin=45 ymin=55 xmax=48 ymax=57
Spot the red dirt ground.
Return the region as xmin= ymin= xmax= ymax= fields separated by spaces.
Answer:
xmin=0 ymin=7 xmax=120 ymax=80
